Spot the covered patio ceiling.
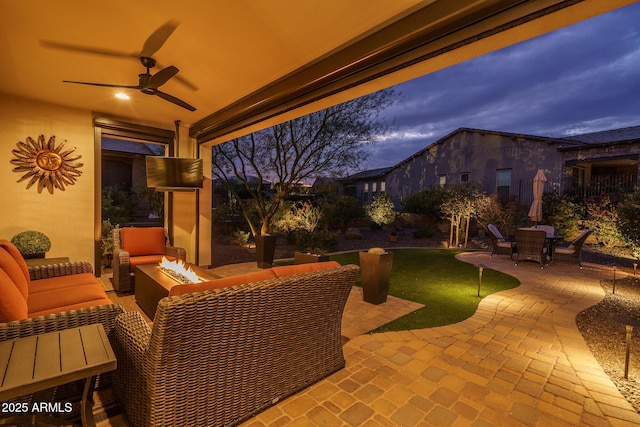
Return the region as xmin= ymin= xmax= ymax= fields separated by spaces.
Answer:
xmin=1 ymin=0 xmax=635 ymax=146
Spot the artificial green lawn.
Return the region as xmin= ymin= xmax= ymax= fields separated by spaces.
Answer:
xmin=328 ymin=249 xmax=520 ymax=333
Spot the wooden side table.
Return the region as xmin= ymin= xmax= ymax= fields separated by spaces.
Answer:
xmin=0 ymin=324 xmax=116 ymax=426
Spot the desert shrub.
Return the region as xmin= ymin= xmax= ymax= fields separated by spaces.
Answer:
xmin=274 ymin=201 xmax=322 ymax=236
xmin=584 ymin=194 xmax=624 ymax=248
xmin=542 ymin=192 xmax=583 ymax=239
xmin=102 ymin=186 xmax=133 ymax=225
xmin=318 ymin=194 xmax=365 ymax=231
xmin=474 ymin=194 xmax=521 ymax=236
xmin=402 ymin=187 xmax=447 ymax=215
xmin=222 ymin=229 xmax=251 ymax=246
xmin=365 ymin=192 xmax=397 ymax=227
xmin=617 ymin=189 xmax=640 ymax=259
xmin=294 ymin=229 xmax=338 ymax=254
xmin=413 ymin=224 xmax=437 ymax=239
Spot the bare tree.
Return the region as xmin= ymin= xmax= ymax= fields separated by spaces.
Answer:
xmin=212 ymin=89 xmax=396 ymax=236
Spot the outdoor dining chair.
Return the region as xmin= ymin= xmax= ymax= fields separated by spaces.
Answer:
xmin=487 ymin=224 xmax=515 ymax=259
xmin=553 ymin=229 xmax=593 ymax=268
xmin=514 ymin=228 xmax=548 ymax=268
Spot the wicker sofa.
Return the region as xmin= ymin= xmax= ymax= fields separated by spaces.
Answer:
xmin=0 ymin=239 xmax=121 ymax=327
xmin=0 ymin=239 xmax=124 ymax=405
xmin=113 ymin=262 xmax=359 ymax=427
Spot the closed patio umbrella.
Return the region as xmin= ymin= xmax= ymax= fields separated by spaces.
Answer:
xmin=528 ymin=169 xmax=547 ymax=223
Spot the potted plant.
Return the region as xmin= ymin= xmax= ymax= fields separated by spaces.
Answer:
xmin=11 ymin=230 xmax=52 ymax=259
xmin=101 ymin=220 xmax=118 ymax=268
xmin=358 ymin=247 xmax=394 ymax=304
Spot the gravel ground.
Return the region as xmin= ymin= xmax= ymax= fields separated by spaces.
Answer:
xmin=576 ymin=275 xmax=640 ymax=413
xmin=211 ymin=228 xmax=640 ymax=413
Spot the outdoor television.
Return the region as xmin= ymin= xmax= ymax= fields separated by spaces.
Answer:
xmin=146 ymin=156 xmax=203 ymax=191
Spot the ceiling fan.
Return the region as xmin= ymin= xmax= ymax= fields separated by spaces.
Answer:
xmin=42 ymin=20 xmax=197 ymax=112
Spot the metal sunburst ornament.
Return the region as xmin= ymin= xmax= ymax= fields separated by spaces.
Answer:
xmin=10 ymin=135 xmax=83 ymax=194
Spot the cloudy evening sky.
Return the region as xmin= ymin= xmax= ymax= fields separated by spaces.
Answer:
xmin=366 ymin=2 xmax=640 ymax=169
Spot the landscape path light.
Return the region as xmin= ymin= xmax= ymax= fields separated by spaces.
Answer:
xmin=613 ymin=316 xmax=640 ymax=379
xmin=473 ymin=263 xmax=486 ymax=297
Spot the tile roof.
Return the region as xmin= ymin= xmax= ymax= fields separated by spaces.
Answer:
xmin=563 ymin=125 xmax=640 ymax=143
xmin=339 ymin=167 xmax=393 ymax=181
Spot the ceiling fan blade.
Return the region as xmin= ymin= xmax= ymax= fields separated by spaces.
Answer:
xmin=140 ymin=20 xmax=179 ymax=58
xmin=41 ymin=40 xmax=137 ymax=58
xmin=63 ymin=80 xmax=141 ymax=89
xmin=148 ymin=66 xmax=179 ymax=89
xmin=174 ymin=74 xmax=199 ymax=91
xmin=154 ymin=59 xmax=198 ymax=91
xmin=155 ymin=90 xmax=196 ymax=111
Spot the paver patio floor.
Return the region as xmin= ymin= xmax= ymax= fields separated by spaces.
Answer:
xmin=242 ymin=252 xmax=640 ymax=426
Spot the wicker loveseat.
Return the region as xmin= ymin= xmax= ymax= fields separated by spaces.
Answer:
xmin=113 ymin=263 xmax=359 ymax=427
xmin=112 ymin=227 xmax=186 ymax=292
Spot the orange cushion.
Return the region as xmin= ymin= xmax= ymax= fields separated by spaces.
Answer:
xmin=28 ymin=298 xmax=114 ymax=318
xmin=270 ymin=261 xmax=340 ymax=278
xmin=0 ymin=240 xmax=30 ymax=300
xmin=0 ymin=268 xmax=28 ymax=322
xmin=121 ymin=227 xmax=166 ymax=256
xmin=27 ymin=282 xmax=109 ymax=314
xmin=129 ymin=255 xmax=176 ymax=272
xmin=169 ymin=269 xmax=277 ymax=297
xmin=28 ymin=273 xmax=100 ymax=294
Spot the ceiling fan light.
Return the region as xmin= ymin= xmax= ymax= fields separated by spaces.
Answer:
xmin=115 ymin=93 xmax=130 ymax=100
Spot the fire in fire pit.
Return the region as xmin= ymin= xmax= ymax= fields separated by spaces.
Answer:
xmin=158 ymin=257 xmax=204 ymax=284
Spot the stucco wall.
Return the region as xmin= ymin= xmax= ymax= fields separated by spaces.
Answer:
xmin=0 ymin=93 xmax=213 ymax=268
xmin=0 ymin=93 xmax=96 ymax=264
xmin=385 ymin=130 xmax=565 ymax=207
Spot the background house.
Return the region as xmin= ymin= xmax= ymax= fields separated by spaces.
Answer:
xmin=341 ymin=125 xmax=640 ymax=208
xmin=560 ymin=126 xmax=640 ymax=198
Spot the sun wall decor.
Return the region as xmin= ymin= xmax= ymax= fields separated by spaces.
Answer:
xmin=10 ymin=134 xmax=83 ymax=193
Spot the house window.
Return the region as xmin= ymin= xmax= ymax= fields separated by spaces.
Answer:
xmin=460 ymin=172 xmax=470 ymax=183
xmin=496 ymin=169 xmax=511 ymax=198
xmin=372 ymin=182 xmax=377 ymax=193
xmin=363 ymin=182 xmax=369 ymax=202
xmin=438 ymin=174 xmax=446 ymax=187
xmin=380 ymin=181 xmax=385 ymax=192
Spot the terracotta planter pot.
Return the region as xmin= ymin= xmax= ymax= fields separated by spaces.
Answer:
xmin=358 ymin=251 xmax=393 ymax=304
xmin=294 ymin=251 xmax=330 ymax=264
xmin=255 ymin=234 xmax=277 ymax=268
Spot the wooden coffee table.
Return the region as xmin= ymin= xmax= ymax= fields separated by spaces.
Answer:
xmin=0 ymin=324 xmax=116 ymax=427
xmin=135 ymin=263 xmax=219 ymax=319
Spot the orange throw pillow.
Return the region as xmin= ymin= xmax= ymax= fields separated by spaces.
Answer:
xmin=0 ymin=269 xmax=28 ymax=322
xmin=121 ymin=228 xmax=166 ymax=256
xmin=0 ymin=242 xmax=30 ymax=300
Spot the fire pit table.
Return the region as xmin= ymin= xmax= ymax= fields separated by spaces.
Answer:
xmin=135 ymin=263 xmax=219 ymax=319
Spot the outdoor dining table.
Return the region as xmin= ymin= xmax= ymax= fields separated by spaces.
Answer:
xmin=545 ymin=235 xmax=564 ymax=261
